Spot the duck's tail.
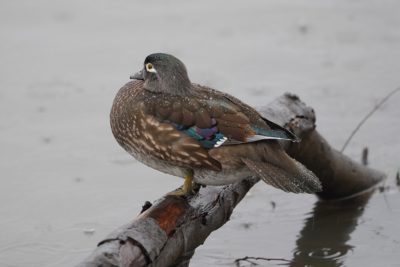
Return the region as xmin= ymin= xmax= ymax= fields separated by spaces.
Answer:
xmin=241 ymin=145 xmax=322 ymax=193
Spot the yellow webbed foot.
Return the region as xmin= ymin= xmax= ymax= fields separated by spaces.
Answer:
xmin=167 ymin=173 xmax=194 ymax=197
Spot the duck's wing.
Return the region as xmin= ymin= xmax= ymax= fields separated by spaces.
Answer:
xmin=193 ymin=84 xmax=299 ymax=145
xmin=149 ymin=85 xmax=298 ymax=151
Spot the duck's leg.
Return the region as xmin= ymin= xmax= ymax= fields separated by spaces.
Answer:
xmin=167 ymin=171 xmax=194 ymax=196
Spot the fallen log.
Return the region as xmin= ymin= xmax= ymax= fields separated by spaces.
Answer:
xmin=260 ymin=94 xmax=385 ymax=200
xmin=76 ymin=93 xmax=385 ymax=267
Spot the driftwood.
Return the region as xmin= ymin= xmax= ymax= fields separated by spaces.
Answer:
xmin=76 ymin=93 xmax=385 ymax=267
xmin=259 ymin=94 xmax=385 ymax=200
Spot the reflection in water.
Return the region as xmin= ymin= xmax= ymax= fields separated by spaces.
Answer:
xmin=290 ymin=192 xmax=373 ymax=267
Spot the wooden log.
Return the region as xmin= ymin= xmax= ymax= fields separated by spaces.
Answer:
xmin=76 ymin=93 xmax=385 ymax=267
xmin=77 ymin=178 xmax=258 ymax=267
xmin=259 ymin=93 xmax=385 ymax=200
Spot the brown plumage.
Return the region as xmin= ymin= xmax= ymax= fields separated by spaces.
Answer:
xmin=110 ymin=53 xmax=322 ymax=194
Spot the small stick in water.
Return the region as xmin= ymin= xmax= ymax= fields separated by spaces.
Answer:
xmin=362 ymin=147 xmax=369 ymax=166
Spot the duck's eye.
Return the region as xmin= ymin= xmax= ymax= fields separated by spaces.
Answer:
xmin=146 ymin=63 xmax=156 ymax=73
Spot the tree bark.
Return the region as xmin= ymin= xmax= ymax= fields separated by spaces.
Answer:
xmin=259 ymin=93 xmax=385 ymax=200
xmin=76 ymin=93 xmax=385 ymax=267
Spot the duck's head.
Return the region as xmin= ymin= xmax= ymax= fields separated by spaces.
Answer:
xmin=131 ymin=53 xmax=192 ymax=94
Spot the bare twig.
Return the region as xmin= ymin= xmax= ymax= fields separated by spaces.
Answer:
xmin=234 ymin=256 xmax=291 ymax=266
xmin=341 ymin=87 xmax=400 ymax=152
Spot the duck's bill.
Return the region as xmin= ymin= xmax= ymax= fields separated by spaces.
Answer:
xmin=130 ymin=69 xmax=144 ymax=80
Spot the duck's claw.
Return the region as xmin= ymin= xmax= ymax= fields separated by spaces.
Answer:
xmin=166 ymin=173 xmax=194 ymax=197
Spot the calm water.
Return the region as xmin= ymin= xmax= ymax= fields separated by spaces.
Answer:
xmin=1 ymin=1 xmax=399 ymax=266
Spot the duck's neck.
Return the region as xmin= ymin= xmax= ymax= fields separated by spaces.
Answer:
xmin=145 ymin=77 xmax=193 ymax=96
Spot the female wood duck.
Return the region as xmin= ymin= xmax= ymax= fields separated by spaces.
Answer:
xmin=110 ymin=53 xmax=321 ymax=196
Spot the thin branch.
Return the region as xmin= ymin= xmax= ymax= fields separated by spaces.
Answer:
xmin=341 ymin=87 xmax=400 ymax=152
xmin=234 ymin=256 xmax=291 ymax=267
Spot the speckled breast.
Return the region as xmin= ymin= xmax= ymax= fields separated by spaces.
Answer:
xmin=110 ymin=81 xmax=143 ymax=155
xmin=110 ymin=81 xmax=190 ymax=177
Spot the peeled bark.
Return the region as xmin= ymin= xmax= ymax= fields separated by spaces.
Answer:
xmin=76 ymin=93 xmax=385 ymax=267
xmin=76 ymin=178 xmax=258 ymax=267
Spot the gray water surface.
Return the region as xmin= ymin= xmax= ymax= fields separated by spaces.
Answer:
xmin=0 ymin=1 xmax=399 ymax=266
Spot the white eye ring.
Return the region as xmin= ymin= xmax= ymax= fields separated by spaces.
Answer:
xmin=146 ymin=63 xmax=157 ymax=73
